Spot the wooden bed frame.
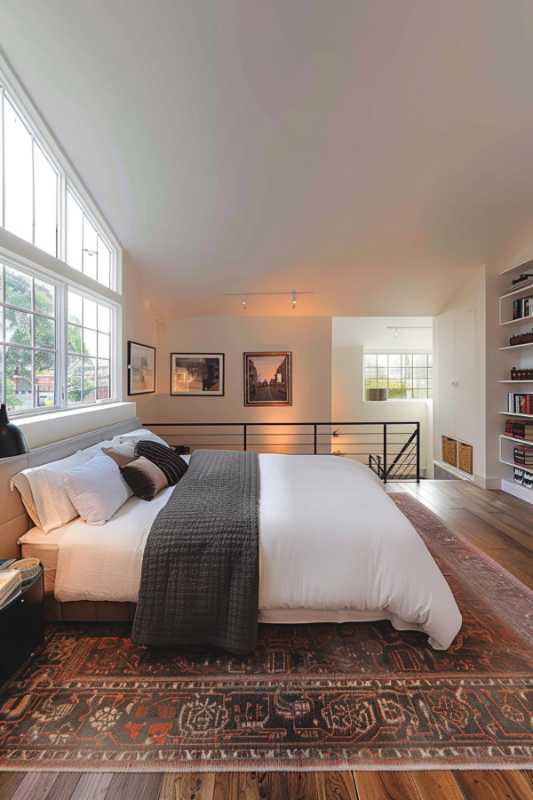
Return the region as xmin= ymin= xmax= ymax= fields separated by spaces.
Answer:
xmin=0 ymin=416 xmax=143 ymax=623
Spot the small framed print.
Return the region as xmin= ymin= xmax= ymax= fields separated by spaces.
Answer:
xmin=170 ymin=353 xmax=224 ymax=396
xmin=243 ymin=352 xmax=292 ymax=406
xmin=127 ymin=341 xmax=156 ymax=395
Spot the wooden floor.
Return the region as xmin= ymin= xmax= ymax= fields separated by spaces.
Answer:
xmin=0 ymin=480 xmax=531 ymax=800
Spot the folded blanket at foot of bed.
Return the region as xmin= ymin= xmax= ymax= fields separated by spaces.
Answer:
xmin=131 ymin=449 xmax=259 ymax=655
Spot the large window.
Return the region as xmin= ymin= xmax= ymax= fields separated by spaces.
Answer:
xmin=0 ymin=259 xmax=117 ymax=415
xmin=0 ymin=82 xmax=118 ymax=290
xmin=364 ymin=352 xmax=432 ymax=399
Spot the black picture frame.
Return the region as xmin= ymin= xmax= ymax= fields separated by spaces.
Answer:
xmin=127 ymin=341 xmax=156 ymax=395
xmin=243 ymin=351 xmax=292 ymax=406
xmin=170 ymin=352 xmax=225 ymax=396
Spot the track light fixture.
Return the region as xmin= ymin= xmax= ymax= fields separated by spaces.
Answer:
xmin=224 ymin=290 xmax=314 ymax=311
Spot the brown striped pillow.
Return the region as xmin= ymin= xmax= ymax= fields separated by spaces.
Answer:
xmin=120 ymin=456 xmax=168 ymax=501
xmin=134 ymin=440 xmax=188 ymax=485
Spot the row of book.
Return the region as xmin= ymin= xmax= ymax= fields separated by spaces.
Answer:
xmin=512 ymin=295 xmax=533 ymax=320
xmin=506 ymin=393 xmax=533 ymax=414
xmin=513 ymin=446 xmax=533 ymax=467
xmin=505 ymin=419 xmax=533 ymax=440
xmin=513 ymin=467 xmax=533 ymax=489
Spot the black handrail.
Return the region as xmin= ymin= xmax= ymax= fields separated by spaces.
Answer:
xmin=144 ymin=421 xmax=421 ymax=482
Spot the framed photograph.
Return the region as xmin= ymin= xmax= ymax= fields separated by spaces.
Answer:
xmin=170 ymin=353 xmax=224 ymax=396
xmin=127 ymin=341 xmax=156 ymax=395
xmin=243 ymin=352 xmax=292 ymax=406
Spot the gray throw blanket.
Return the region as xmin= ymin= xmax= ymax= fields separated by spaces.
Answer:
xmin=131 ymin=450 xmax=260 ymax=655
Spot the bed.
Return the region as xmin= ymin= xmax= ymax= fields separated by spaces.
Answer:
xmin=17 ymin=441 xmax=462 ymax=651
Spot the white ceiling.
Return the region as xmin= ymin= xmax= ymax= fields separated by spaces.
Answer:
xmin=2 ymin=1 xmax=533 ymax=316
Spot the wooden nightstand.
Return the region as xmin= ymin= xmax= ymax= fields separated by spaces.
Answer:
xmin=0 ymin=569 xmax=44 ymax=684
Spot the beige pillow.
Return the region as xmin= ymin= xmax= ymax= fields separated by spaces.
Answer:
xmin=102 ymin=442 xmax=136 ymax=467
xmin=120 ymin=456 xmax=168 ymax=501
xmin=11 ymin=473 xmax=42 ymax=528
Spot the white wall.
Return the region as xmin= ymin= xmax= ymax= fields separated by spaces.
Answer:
xmin=331 ymin=317 xmax=433 ymax=474
xmin=432 ymin=266 xmax=486 ymax=484
xmin=134 ymin=316 xmax=332 ymax=430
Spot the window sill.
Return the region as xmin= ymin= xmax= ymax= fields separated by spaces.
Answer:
xmin=15 ymin=401 xmax=137 ymax=450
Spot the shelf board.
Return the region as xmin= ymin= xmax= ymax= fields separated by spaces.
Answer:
xmin=499 ymin=379 xmax=533 ymax=383
xmin=499 ymin=341 xmax=533 ymax=351
xmin=500 ymin=433 xmax=533 ymax=446
xmin=499 ymin=280 xmax=533 ymax=300
xmin=499 ymin=411 xmax=533 ymax=418
xmin=499 ymin=456 xmax=533 ymax=475
xmin=500 ymin=313 xmax=533 ymax=327
xmin=499 ymin=258 xmax=533 ymax=276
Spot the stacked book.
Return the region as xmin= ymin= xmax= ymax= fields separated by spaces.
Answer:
xmin=506 ymin=393 xmax=533 ymax=414
xmin=0 ymin=569 xmax=22 ymax=610
xmin=513 ymin=446 xmax=533 ymax=467
xmin=513 ymin=467 xmax=533 ymax=489
xmin=505 ymin=419 xmax=533 ymax=440
xmin=512 ymin=295 xmax=533 ymax=320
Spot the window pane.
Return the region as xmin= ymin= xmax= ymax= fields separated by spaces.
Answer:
xmin=83 ymin=328 xmax=97 ymax=357
xmin=377 ymin=354 xmax=388 ymax=368
xmin=4 ymin=98 xmax=33 ymax=243
xmin=35 ymin=315 xmax=55 ymax=349
xmin=5 ymin=308 xmax=32 ymax=346
xmin=97 ymin=358 xmax=110 ymax=400
xmin=83 ymin=217 xmax=98 ymax=279
xmin=66 ymin=191 xmax=83 ymax=270
xmin=34 ymin=350 xmax=55 ymax=407
xmin=68 ymin=324 xmax=83 ymax=354
xmin=33 ymin=143 xmax=58 ymax=256
xmin=97 ymin=304 xmax=110 ymax=333
xmin=5 ymin=267 xmax=32 ymax=310
xmin=97 ymin=332 xmax=110 ymax=359
xmin=83 ymin=357 xmax=96 ymax=402
xmin=364 ymin=354 xmax=377 ymax=368
xmin=83 ymin=298 xmax=97 ymax=329
xmin=5 ymin=345 xmax=32 ymax=412
xmin=68 ymin=291 xmax=83 ymax=325
xmin=388 ymin=354 xmax=401 ymax=368
xmin=0 ymin=306 xmax=3 ymax=342
xmin=67 ymin=355 xmax=83 ymax=404
xmin=34 ymin=278 xmax=55 ymax=317
xmin=413 ymin=354 xmax=427 ymax=367
xmin=97 ymin=238 xmax=111 ymax=287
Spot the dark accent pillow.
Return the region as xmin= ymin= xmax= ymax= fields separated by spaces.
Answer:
xmin=135 ymin=440 xmax=188 ymax=485
xmin=120 ymin=456 xmax=168 ymax=501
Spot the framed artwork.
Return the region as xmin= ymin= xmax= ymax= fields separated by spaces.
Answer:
xmin=127 ymin=341 xmax=156 ymax=395
xmin=170 ymin=353 xmax=224 ymax=396
xmin=243 ymin=352 xmax=292 ymax=406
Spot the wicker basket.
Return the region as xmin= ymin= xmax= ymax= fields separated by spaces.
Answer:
xmin=458 ymin=441 xmax=473 ymax=475
xmin=442 ymin=436 xmax=457 ymax=468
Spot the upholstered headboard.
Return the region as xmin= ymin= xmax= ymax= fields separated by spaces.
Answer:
xmin=0 ymin=416 xmax=143 ymax=559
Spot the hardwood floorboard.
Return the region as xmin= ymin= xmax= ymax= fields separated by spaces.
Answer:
xmin=454 ymin=769 xmax=533 ymax=800
xmin=0 ymin=480 xmax=531 ymax=800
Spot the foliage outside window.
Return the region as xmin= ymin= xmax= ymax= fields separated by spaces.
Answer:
xmin=0 ymin=260 xmax=116 ymax=415
xmin=364 ymin=352 xmax=432 ymax=399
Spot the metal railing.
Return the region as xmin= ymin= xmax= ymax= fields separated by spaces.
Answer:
xmin=144 ymin=421 xmax=421 ymax=482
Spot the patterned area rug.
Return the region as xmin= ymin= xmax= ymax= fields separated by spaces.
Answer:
xmin=0 ymin=493 xmax=531 ymax=772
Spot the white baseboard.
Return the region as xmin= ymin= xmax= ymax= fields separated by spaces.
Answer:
xmin=500 ymin=479 xmax=533 ymax=505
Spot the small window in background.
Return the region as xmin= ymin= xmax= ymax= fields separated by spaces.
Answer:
xmin=364 ymin=352 xmax=432 ymax=399
xmin=0 ymin=263 xmax=56 ymax=413
xmin=67 ymin=289 xmax=112 ymax=405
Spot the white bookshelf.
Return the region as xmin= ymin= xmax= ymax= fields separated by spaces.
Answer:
xmin=498 ymin=261 xmax=533 ymax=503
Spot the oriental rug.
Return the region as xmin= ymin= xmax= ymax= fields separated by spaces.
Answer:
xmin=0 ymin=494 xmax=531 ymax=772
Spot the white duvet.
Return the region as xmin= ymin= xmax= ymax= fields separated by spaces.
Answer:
xmin=54 ymin=454 xmax=462 ymax=649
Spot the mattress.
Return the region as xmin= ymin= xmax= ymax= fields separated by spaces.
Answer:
xmin=19 ymin=526 xmax=66 ymax=594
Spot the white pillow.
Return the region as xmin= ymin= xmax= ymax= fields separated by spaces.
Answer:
xmin=114 ymin=428 xmax=169 ymax=448
xmin=15 ymin=449 xmax=97 ymax=533
xmin=64 ymin=453 xmax=132 ymax=525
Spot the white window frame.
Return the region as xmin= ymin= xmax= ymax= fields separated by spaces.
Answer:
xmin=0 ymin=251 xmax=120 ymax=418
xmin=363 ymin=351 xmax=433 ymax=402
xmin=0 ymin=53 xmax=122 ymax=419
xmin=0 ymin=52 xmax=122 ymax=293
